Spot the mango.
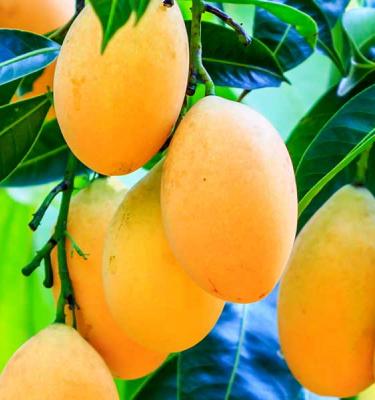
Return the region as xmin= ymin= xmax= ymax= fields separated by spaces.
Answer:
xmin=54 ymin=1 xmax=189 ymax=175
xmin=278 ymin=185 xmax=375 ymax=397
xmin=161 ymin=96 xmax=298 ymax=303
xmin=52 ymin=178 xmax=167 ymax=379
xmin=0 ymin=324 xmax=119 ymax=399
xmin=0 ymin=0 xmax=74 ymax=115
xmin=103 ymin=162 xmax=224 ymax=353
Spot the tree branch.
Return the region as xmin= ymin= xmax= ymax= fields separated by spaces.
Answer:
xmin=54 ymin=154 xmax=78 ymax=325
xmin=29 ymin=181 xmax=68 ymax=231
xmin=204 ymin=4 xmax=251 ymax=46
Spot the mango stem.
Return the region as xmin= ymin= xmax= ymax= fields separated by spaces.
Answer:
xmin=188 ymin=0 xmax=215 ymax=96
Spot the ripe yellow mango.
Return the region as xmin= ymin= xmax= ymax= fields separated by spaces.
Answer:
xmin=54 ymin=1 xmax=189 ymax=175
xmin=0 ymin=324 xmax=119 ymax=399
xmin=161 ymin=96 xmax=297 ymax=303
xmin=52 ymin=178 xmax=167 ymax=379
xmin=0 ymin=0 xmax=74 ymax=114
xmin=103 ymin=162 xmax=224 ymax=353
xmin=278 ymin=185 xmax=375 ymax=397
xmin=0 ymin=0 xmax=74 ymax=33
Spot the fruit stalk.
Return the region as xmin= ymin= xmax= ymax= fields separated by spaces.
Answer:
xmin=76 ymin=0 xmax=85 ymax=14
xmin=203 ymin=4 xmax=251 ymax=46
xmin=55 ymin=153 xmax=78 ymax=325
xmin=188 ymin=0 xmax=215 ymax=96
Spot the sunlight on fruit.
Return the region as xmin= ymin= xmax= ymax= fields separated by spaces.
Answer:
xmin=103 ymin=162 xmax=225 ymax=353
xmin=161 ymin=96 xmax=298 ymax=303
xmin=52 ymin=178 xmax=167 ymax=379
xmin=0 ymin=324 xmax=119 ymax=399
xmin=54 ymin=0 xmax=189 ymax=175
xmin=279 ymin=185 xmax=375 ymax=397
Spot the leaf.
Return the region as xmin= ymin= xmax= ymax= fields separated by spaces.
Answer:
xmin=0 ymin=29 xmax=60 ymax=85
xmin=0 ymin=95 xmax=51 ymax=183
xmin=0 ymin=79 xmax=20 ymax=106
xmin=3 ymin=119 xmax=88 ymax=187
xmin=338 ymin=8 xmax=375 ymax=95
xmin=253 ymin=0 xmax=347 ymax=72
xmin=287 ymin=71 xmax=375 ymax=169
xmin=298 ymin=131 xmax=375 ymax=216
xmin=189 ymin=21 xmax=287 ymax=90
xmin=132 ymin=357 xmax=178 ymax=399
xmin=133 ymin=288 xmax=305 ymax=400
xmin=296 ymin=84 xmax=375 ymax=221
xmin=88 ymin=0 xmax=151 ymax=52
xmin=214 ymin=0 xmax=318 ymax=50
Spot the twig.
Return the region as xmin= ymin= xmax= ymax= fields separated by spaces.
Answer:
xmin=43 ymin=253 xmax=54 ymax=288
xmin=237 ymin=89 xmax=251 ymax=102
xmin=204 ymin=4 xmax=251 ymax=46
xmin=22 ymin=238 xmax=57 ymax=276
xmin=29 ymin=181 xmax=68 ymax=231
xmin=54 ymin=154 xmax=78 ymax=325
xmin=188 ymin=0 xmax=215 ymax=96
xmin=76 ymin=0 xmax=85 ymax=14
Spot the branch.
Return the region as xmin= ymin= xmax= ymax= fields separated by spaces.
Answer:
xmin=188 ymin=0 xmax=215 ymax=96
xmin=22 ymin=238 xmax=57 ymax=276
xmin=29 ymin=181 xmax=68 ymax=231
xmin=204 ymin=4 xmax=251 ymax=46
xmin=54 ymin=154 xmax=78 ymax=325
xmin=43 ymin=253 xmax=54 ymax=288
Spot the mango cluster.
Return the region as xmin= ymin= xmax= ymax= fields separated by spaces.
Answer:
xmin=0 ymin=0 xmax=300 ymax=398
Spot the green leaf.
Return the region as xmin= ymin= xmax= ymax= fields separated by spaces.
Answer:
xmin=296 ymin=84 xmax=375 ymax=220
xmin=0 ymin=95 xmax=51 ymax=183
xmin=0 ymin=79 xmax=20 ymax=106
xmin=3 ymin=119 xmax=90 ymax=187
xmin=253 ymin=0 xmax=346 ymax=72
xmin=213 ymin=0 xmax=318 ymax=49
xmin=0 ymin=29 xmax=60 ymax=85
xmin=131 ymin=357 xmax=178 ymax=399
xmin=287 ymin=71 xmax=375 ymax=169
xmin=298 ymin=131 xmax=375 ymax=216
xmin=133 ymin=290 xmax=305 ymax=399
xmin=188 ymin=21 xmax=288 ymax=90
xmin=88 ymin=0 xmax=151 ymax=52
xmin=338 ymin=8 xmax=375 ymax=95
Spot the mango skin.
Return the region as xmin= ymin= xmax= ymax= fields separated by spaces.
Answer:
xmin=278 ymin=185 xmax=375 ymax=397
xmin=161 ymin=96 xmax=298 ymax=303
xmin=52 ymin=178 xmax=167 ymax=380
xmin=0 ymin=324 xmax=119 ymax=399
xmin=0 ymin=0 xmax=74 ymax=116
xmin=54 ymin=1 xmax=189 ymax=175
xmin=103 ymin=162 xmax=224 ymax=353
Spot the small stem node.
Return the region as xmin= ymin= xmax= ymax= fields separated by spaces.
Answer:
xmin=29 ymin=181 xmax=68 ymax=231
